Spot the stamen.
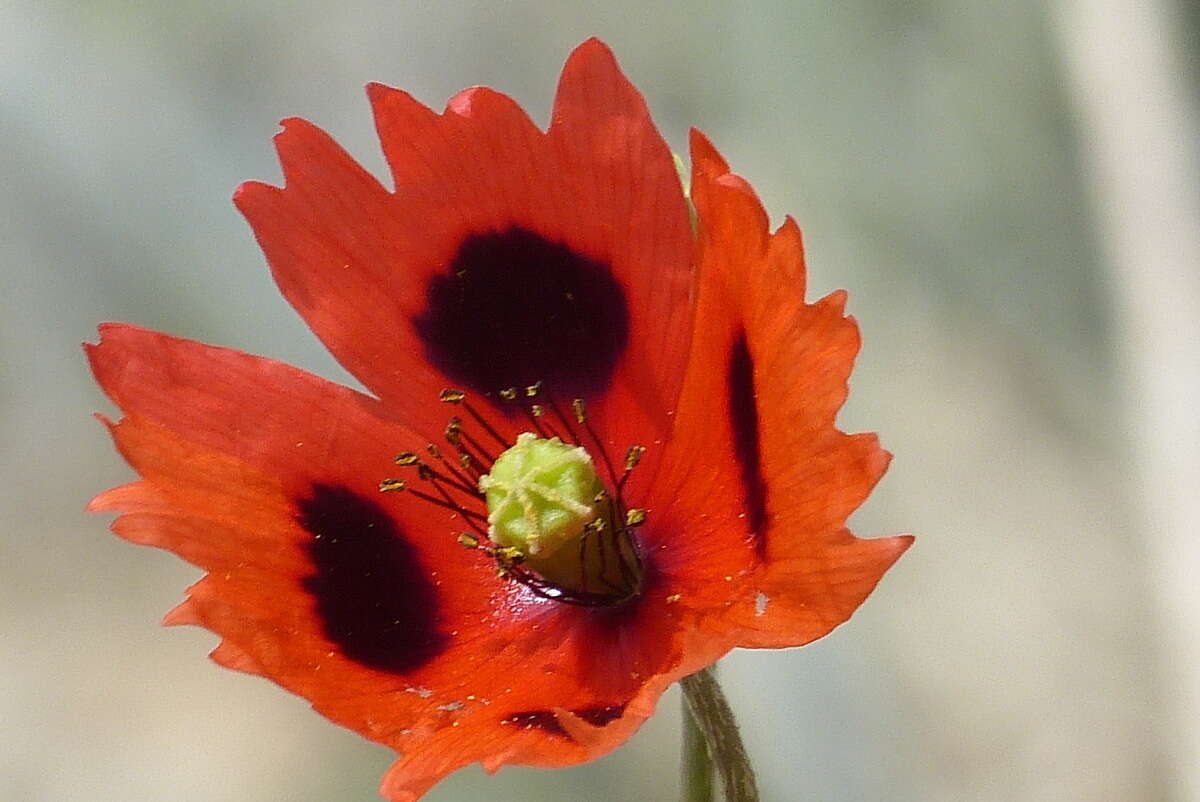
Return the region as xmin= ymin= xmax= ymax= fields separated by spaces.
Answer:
xmin=445 ymin=417 xmax=495 ymax=471
xmin=508 ymin=396 xmax=550 ymax=438
xmin=457 ymin=425 xmax=498 ymax=469
xmin=442 ymin=387 xmax=512 ymax=451
xmin=614 ymin=532 xmax=639 ymax=588
xmin=574 ymin=398 xmax=620 ymax=487
xmin=425 ymin=465 xmax=477 ymax=504
xmin=584 ymin=518 xmax=625 ymax=595
xmin=528 ymin=404 xmax=567 ymax=441
xmin=601 ymin=494 xmax=635 ymax=585
xmin=426 ymin=443 xmax=479 ymax=496
xmin=399 ymin=453 xmax=479 ymax=500
xmin=387 ymin=385 xmax=647 ymax=608
xmin=433 ymin=464 xmax=481 ymax=498
xmin=420 ymin=471 xmax=490 ymax=538
xmin=536 ymin=386 xmax=580 ymax=445
xmin=525 ymin=413 xmax=550 ymax=438
xmin=458 ymin=451 xmax=481 ymax=479
xmin=464 ymin=401 xmax=512 ymax=451
xmin=493 ymin=545 xmax=524 ymax=565
xmin=450 ymin=444 xmax=484 ymax=480
xmin=618 ymin=445 xmax=646 ymax=492
xmin=604 ymin=492 xmax=642 ymax=587
xmin=579 ymin=519 xmax=600 ymax=594
xmin=379 ymin=477 xmax=489 ymax=526
xmin=578 ymin=521 xmax=592 ymax=594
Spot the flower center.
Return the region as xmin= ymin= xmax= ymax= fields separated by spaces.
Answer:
xmin=481 ymin=433 xmax=606 ymax=558
xmin=480 ymin=432 xmax=634 ymax=595
xmin=380 ymin=385 xmax=645 ymax=606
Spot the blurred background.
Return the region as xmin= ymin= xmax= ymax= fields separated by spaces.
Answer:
xmin=3 ymin=1 xmax=1198 ymax=800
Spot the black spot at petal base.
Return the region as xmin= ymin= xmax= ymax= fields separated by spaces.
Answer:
xmin=415 ymin=227 xmax=629 ymax=400
xmin=298 ymin=483 xmax=448 ymax=673
xmin=728 ymin=333 xmax=768 ymax=555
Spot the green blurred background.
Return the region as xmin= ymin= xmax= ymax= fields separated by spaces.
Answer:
xmin=4 ymin=1 xmax=1198 ymax=800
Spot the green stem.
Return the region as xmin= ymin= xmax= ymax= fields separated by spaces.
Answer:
xmin=680 ymin=666 xmax=759 ymax=802
xmin=682 ymin=698 xmax=715 ymax=802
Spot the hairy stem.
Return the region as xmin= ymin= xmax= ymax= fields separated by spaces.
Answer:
xmin=680 ymin=666 xmax=759 ymax=802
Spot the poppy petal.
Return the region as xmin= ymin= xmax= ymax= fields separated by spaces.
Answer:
xmin=236 ymin=39 xmax=694 ymax=478
xmin=87 ymin=324 xmax=712 ymax=800
xmin=660 ymin=130 xmax=911 ymax=647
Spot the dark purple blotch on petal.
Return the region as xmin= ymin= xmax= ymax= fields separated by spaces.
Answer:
xmin=728 ymin=333 xmax=767 ymax=555
xmin=415 ymin=227 xmax=628 ymax=402
xmin=504 ymin=704 xmax=627 ymax=738
xmin=298 ymin=484 xmax=448 ymax=673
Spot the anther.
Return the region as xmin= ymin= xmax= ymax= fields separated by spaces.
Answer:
xmin=618 ymin=445 xmax=646 ymax=491
xmin=440 ymin=388 xmax=466 ymax=404
xmin=426 ymin=443 xmax=479 ymax=494
xmin=492 ymin=545 xmax=525 ymax=565
xmin=499 ymin=387 xmax=518 ymax=401
xmin=457 ymin=533 xmax=480 ymax=549
xmin=625 ymin=508 xmax=647 ymax=527
xmin=379 ymin=478 xmax=407 ymax=492
xmin=395 ymin=452 xmax=420 ymax=466
xmin=508 ymin=392 xmax=551 ymax=438
xmin=572 ymin=398 xmax=587 ymax=424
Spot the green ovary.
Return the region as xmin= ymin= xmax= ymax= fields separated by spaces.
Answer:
xmin=480 ymin=432 xmax=606 ymax=559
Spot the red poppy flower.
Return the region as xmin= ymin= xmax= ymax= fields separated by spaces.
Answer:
xmin=88 ymin=38 xmax=910 ymax=801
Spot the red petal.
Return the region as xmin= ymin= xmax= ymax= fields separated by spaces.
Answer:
xmin=236 ymin=39 xmax=693 ymax=481
xmin=646 ymin=130 xmax=910 ymax=647
xmin=87 ymin=324 xmax=706 ymax=800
